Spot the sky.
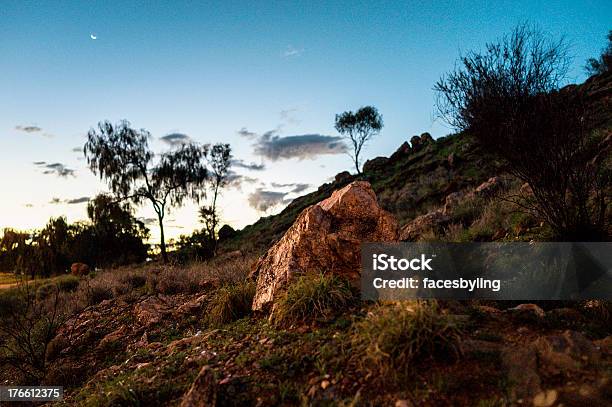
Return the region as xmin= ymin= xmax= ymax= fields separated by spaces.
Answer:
xmin=1 ymin=1 xmax=610 ymax=244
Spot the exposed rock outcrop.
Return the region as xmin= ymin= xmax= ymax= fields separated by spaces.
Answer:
xmin=251 ymin=181 xmax=398 ymax=312
xmin=362 ymin=156 xmax=389 ymax=173
xmin=400 ymin=210 xmax=450 ymax=241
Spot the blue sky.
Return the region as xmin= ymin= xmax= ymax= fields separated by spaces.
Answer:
xmin=1 ymin=1 xmax=610 ymax=241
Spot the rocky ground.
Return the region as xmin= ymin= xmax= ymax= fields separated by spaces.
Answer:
xmin=42 ymin=284 xmax=611 ymax=406
xmin=29 ymin=180 xmax=610 ymax=406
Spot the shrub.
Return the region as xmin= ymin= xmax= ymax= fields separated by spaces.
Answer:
xmin=435 ymin=24 xmax=610 ymax=240
xmin=0 ymin=282 xmax=73 ymax=384
xmin=351 ymin=301 xmax=462 ymax=379
xmin=118 ymin=270 xmax=147 ymax=290
xmin=206 ymin=281 xmax=255 ymax=326
xmin=271 ymin=273 xmax=355 ymax=326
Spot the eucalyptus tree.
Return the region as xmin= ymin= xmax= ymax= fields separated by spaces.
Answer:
xmin=335 ymin=106 xmax=383 ymax=173
xmin=85 ymin=120 xmax=209 ymax=262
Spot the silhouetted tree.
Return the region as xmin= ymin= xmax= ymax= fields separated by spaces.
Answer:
xmin=335 ymin=106 xmax=383 ymax=173
xmin=72 ymin=194 xmax=150 ymax=267
xmin=199 ymin=143 xmax=232 ymax=254
xmin=586 ymin=30 xmax=612 ymax=76
xmin=435 ymin=24 xmax=610 ymax=240
xmin=85 ymin=120 xmax=209 ymax=262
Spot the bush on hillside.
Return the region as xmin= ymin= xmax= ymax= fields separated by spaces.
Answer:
xmin=351 ymin=301 xmax=463 ymax=380
xmin=435 ymin=24 xmax=610 ymax=240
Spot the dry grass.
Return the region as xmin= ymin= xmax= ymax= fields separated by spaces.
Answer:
xmin=351 ymin=301 xmax=463 ymax=380
xmin=205 ymin=280 xmax=255 ymax=327
xmin=271 ymin=273 xmax=355 ymax=327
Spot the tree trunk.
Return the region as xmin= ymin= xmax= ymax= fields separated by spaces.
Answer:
xmin=158 ymin=214 xmax=168 ymax=263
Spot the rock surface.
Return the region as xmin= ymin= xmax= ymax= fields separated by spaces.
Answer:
xmin=251 ymin=181 xmax=398 ymax=312
xmin=399 ymin=210 xmax=450 ymax=241
xmin=70 ymin=262 xmax=90 ymax=276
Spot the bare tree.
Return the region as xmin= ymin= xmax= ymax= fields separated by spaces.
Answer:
xmin=85 ymin=120 xmax=209 ymax=262
xmin=199 ymin=143 xmax=232 ymax=254
xmin=335 ymin=106 xmax=383 ymax=173
xmin=435 ymin=24 xmax=610 ymax=240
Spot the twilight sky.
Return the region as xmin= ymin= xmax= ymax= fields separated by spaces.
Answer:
xmin=1 ymin=1 xmax=610 ymax=243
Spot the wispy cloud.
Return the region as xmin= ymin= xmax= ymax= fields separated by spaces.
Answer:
xmin=160 ymin=133 xmax=191 ymax=147
xmin=232 ymin=159 xmax=265 ymax=171
xmin=71 ymin=146 xmax=83 ymax=153
xmin=16 ymin=125 xmax=53 ymax=137
xmin=280 ymin=109 xmax=300 ymax=125
xmin=227 ymin=171 xmax=258 ymax=190
xmin=66 ymin=196 xmax=90 ymax=204
xmin=254 ymin=132 xmax=347 ymax=161
xmin=237 ymin=127 xmax=259 ymax=140
xmin=248 ymin=189 xmax=291 ymax=212
xmin=49 ymin=196 xmax=90 ymax=205
xmin=35 ymin=162 xmax=76 ymax=178
xmin=270 ymin=182 xmax=311 ymax=194
xmin=16 ymin=125 xmax=42 ymax=133
xmin=283 ymin=45 xmax=304 ymax=58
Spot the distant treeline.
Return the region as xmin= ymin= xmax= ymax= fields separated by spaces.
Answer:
xmin=0 ymin=195 xmax=149 ymax=277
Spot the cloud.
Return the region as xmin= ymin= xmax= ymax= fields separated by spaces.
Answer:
xmin=71 ymin=146 xmax=83 ymax=153
xmin=66 ymin=197 xmax=90 ymax=204
xmin=248 ymin=189 xmax=291 ymax=212
xmin=232 ymin=159 xmax=265 ymax=171
xmin=237 ymin=127 xmax=259 ymax=140
xmin=270 ymin=182 xmax=311 ymax=194
xmin=141 ymin=217 xmax=158 ymax=226
xmin=16 ymin=125 xmax=42 ymax=133
xmin=283 ymin=45 xmax=303 ymax=58
xmin=160 ymin=133 xmax=191 ymax=146
xmin=16 ymin=125 xmax=53 ymax=137
xmin=254 ymin=133 xmax=347 ymax=161
xmin=49 ymin=196 xmax=90 ymax=205
xmin=36 ymin=162 xmax=76 ymax=178
xmin=280 ymin=109 xmax=300 ymax=125
xmin=227 ymin=171 xmax=258 ymax=190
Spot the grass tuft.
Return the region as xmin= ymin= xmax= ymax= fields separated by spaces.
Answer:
xmin=206 ymin=280 xmax=255 ymax=326
xmin=271 ymin=273 xmax=355 ymax=326
xmin=351 ymin=301 xmax=463 ymax=379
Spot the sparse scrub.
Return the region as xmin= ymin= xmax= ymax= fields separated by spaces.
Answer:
xmin=351 ymin=301 xmax=463 ymax=380
xmin=205 ymin=281 xmax=255 ymax=326
xmin=0 ymin=281 xmax=75 ymax=384
xmin=435 ymin=24 xmax=610 ymax=240
xmin=271 ymin=273 xmax=355 ymax=326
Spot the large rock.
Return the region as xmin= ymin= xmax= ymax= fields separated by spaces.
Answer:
xmin=251 ymin=181 xmax=398 ymax=312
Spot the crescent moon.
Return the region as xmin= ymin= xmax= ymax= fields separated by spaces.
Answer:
xmin=90 ymin=34 xmax=97 ymax=40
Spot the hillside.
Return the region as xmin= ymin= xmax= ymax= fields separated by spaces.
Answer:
xmin=223 ymin=132 xmax=502 ymax=253
xmin=223 ymin=71 xmax=611 ymax=253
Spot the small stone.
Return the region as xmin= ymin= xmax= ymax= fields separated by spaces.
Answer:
xmin=532 ymin=389 xmax=557 ymax=407
xmin=320 ymin=380 xmax=330 ymax=390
